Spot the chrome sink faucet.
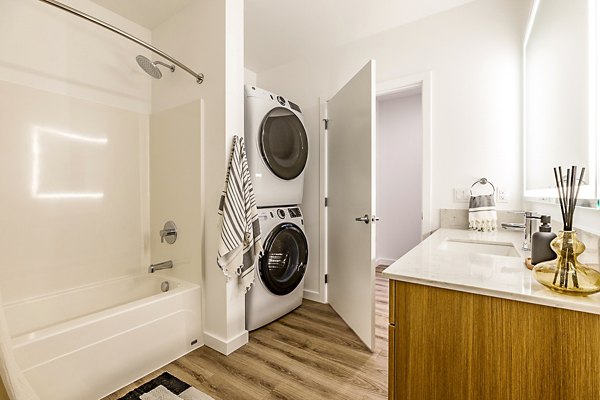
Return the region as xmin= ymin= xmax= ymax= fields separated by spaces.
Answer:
xmin=501 ymin=211 xmax=540 ymax=251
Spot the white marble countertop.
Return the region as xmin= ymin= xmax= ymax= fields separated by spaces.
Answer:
xmin=382 ymin=228 xmax=600 ymax=315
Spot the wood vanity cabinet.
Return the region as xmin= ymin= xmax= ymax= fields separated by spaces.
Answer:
xmin=388 ymin=280 xmax=600 ymax=400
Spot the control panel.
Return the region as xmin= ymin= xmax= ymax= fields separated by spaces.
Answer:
xmin=287 ymin=207 xmax=302 ymax=218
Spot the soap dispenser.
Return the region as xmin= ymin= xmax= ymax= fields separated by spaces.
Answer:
xmin=531 ymin=215 xmax=557 ymax=265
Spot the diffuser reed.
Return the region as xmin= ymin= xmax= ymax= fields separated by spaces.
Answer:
xmin=533 ymin=166 xmax=600 ymax=295
xmin=552 ymin=166 xmax=585 ymax=231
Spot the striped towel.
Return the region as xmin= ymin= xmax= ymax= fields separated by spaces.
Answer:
xmin=468 ymin=194 xmax=498 ymax=232
xmin=217 ymin=136 xmax=262 ymax=293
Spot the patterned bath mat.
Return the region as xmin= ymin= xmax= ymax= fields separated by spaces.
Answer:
xmin=118 ymin=372 xmax=214 ymax=400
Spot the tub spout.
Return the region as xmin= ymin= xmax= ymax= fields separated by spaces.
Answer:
xmin=148 ymin=260 xmax=173 ymax=273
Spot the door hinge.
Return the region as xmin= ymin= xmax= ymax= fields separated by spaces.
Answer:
xmin=325 ymin=274 xmax=328 ymax=284
xmin=323 ymin=119 xmax=329 ymax=130
xmin=324 ymin=197 xmax=328 ymax=207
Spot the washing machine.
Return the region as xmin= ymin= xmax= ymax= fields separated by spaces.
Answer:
xmin=246 ymin=206 xmax=308 ymax=331
xmin=245 ymin=85 xmax=309 ymax=207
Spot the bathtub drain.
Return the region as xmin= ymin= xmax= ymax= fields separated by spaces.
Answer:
xmin=161 ymin=281 xmax=170 ymax=292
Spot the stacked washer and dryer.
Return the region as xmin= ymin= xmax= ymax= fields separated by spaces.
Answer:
xmin=244 ymin=86 xmax=310 ymax=331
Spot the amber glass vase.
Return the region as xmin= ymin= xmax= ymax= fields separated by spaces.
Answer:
xmin=533 ymin=231 xmax=600 ymax=295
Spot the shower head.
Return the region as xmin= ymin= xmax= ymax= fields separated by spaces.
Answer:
xmin=136 ymin=55 xmax=175 ymax=79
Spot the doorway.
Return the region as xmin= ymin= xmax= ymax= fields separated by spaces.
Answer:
xmin=375 ymin=86 xmax=423 ymax=267
xmin=374 ymin=84 xmax=424 ymax=358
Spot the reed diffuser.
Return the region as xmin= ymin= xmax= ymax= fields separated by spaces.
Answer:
xmin=533 ymin=166 xmax=600 ymax=295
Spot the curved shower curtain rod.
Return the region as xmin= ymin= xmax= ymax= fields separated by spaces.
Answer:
xmin=38 ymin=0 xmax=204 ymax=84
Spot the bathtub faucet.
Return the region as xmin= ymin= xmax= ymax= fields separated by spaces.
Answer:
xmin=148 ymin=260 xmax=173 ymax=273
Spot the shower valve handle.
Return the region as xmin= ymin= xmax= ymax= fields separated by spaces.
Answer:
xmin=159 ymin=221 xmax=177 ymax=244
xmin=160 ymin=229 xmax=176 ymax=242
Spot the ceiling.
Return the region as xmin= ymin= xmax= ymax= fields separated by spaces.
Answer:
xmin=89 ymin=0 xmax=194 ymax=29
xmin=245 ymin=0 xmax=477 ymax=73
xmin=89 ymin=0 xmax=477 ymax=73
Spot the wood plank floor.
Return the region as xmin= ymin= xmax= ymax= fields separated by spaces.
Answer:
xmin=103 ymin=267 xmax=389 ymax=400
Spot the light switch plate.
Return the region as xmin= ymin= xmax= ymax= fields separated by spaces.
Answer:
xmin=453 ymin=188 xmax=470 ymax=203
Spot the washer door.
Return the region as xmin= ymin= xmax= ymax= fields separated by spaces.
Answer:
xmin=259 ymin=223 xmax=308 ymax=295
xmin=260 ymin=107 xmax=308 ymax=180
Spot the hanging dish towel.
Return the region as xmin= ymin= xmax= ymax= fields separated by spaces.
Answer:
xmin=469 ymin=194 xmax=498 ymax=232
xmin=217 ymin=136 xmax=262 ymax=293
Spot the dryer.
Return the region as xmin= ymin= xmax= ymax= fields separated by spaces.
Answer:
xmin=246 ymin=206 xmax=308 ymax=331
xmin=245 ymin=86 xmax=308 ymax=207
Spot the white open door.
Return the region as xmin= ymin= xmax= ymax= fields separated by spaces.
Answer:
xmin=327 ymin=60 xmax=376 ymax=351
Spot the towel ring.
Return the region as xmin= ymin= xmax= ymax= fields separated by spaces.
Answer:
xmin=470 ymin=178 xmax=495 ymax=196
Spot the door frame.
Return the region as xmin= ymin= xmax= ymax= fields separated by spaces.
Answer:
xmin=319 ymin=71 xmax=433 ymax=304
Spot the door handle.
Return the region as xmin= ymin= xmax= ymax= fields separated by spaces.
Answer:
xmin=355 ymin=214 xmax=370 ymax=224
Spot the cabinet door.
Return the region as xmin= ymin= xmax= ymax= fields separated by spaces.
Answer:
xmin=391 ymin=280 xmax=600 ymax=399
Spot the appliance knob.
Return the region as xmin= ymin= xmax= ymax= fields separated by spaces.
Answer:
xmin=277 ymin=96 xmax=286 ymax=106
xmin=277 ymin=209 xmax=286 ymax=219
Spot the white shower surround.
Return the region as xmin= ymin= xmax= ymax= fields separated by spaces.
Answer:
xmin=0 ymin=0 xmax=214 ymax=396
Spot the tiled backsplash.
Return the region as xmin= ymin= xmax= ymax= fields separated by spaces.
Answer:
xmin=440 ymin=209 xmax=599 ymax=265
xmin=440 ymin=209 xmax=523 ymax=229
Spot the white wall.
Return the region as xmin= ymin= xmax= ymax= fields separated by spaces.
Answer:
xmin=245 ymin=68 xmax=257 ymax=85
xmin=0 ymin=0 xmax=151 ymax=303
xmin=256 ymin=0 xmax=529 ymax=301
xmin=151 ymin=0 xmax=247 ymax=354
xmin=376 ymin=94 xmax=422 ymax=265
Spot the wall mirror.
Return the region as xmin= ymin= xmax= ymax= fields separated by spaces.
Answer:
xmin=524 ymin=0 xmax=599 ymax=208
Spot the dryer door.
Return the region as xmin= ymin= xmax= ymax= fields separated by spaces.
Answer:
xmin=259 ymin=223 xmax=308 ymax=295
xmin=260 ymin=107 xmax=308 ymax=180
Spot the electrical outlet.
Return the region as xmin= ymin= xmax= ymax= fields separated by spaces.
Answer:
xmin=497 ymin=187 xmax=508 ymax=203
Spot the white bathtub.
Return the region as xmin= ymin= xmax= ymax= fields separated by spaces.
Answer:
xmin=3 ymin=274 xmax=202 ymax=400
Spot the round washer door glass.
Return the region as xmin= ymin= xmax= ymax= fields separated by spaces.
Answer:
xmin=260 ymin=223 xmax=308 ymax=296
xmin=260 ymin=107 xmax=308 ymax=180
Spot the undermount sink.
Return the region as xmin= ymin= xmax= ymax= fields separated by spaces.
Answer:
xmin=438 ymin=239 xmax=520 ymax=258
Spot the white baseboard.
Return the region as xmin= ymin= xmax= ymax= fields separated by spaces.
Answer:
xmin=303 ymin=289 xmax=325 ymax=303
xmin=376 ymin=258 xmax=395 ymax=267
xmin=203 ymin=330 xmax=248 ymax=355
